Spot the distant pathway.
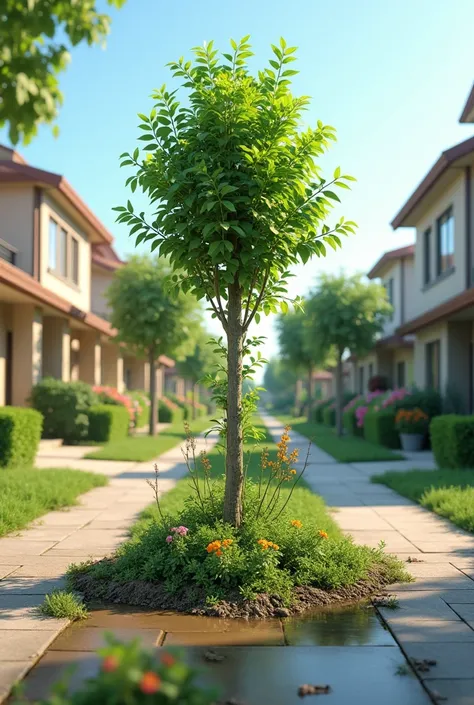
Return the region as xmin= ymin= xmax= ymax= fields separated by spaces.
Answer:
xmin=0 ymin=432 xmax=216 ymax=703
xmin=263 ymin=413 xmax=474 ymax=705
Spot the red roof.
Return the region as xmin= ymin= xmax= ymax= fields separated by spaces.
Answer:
xmin=367 ymin=245 xmax=415 ymax=279
xmin=92 ymin=243 xmax=124 ymax=271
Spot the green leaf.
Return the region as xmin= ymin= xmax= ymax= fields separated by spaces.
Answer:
xmin=222 ymin=200 xmax=236 ymax=212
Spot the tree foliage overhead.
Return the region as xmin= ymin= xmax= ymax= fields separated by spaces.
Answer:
xmin=1 ymin=0 xmax=125 ymax=144
xmin=277 ymin=307 xmax=332 ymax=373
xmin=115 ymin=36 xmax=356 ymax=330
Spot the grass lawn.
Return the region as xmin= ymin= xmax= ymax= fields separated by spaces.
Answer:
xmin=85 ymin=417 xmax=212 ymax=462
xmin=373 ymin=469 xmax=474 ymax=533
xmin=131 ymin=419 xmax=344 ymax=539
xmin=0 ymin=468 xmax=107 ymax=537
xmin=277 ymin=416 xmax=403 ymax=463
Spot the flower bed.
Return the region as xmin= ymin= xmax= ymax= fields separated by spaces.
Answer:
xmin=70 ymin=424 xmax=410 ymax=618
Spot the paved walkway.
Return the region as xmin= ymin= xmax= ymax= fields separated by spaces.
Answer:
xmin=263 ymin=413 xmax=474 ymax=705
xmin=0 ymin=432 xmax=217 ymax=703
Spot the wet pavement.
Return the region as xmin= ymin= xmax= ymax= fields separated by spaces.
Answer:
xmin=16 ymin=604 xmax=431 ymax=704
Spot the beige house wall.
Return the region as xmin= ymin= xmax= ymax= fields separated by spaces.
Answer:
xmin=77 ymin=331 xmax=102 ymax=386
xmin=381 ymin=260 xmax=402 ymax=336
xmin=42 ymin=317 xmax=71 ymax=382
xmin=91 ymin=266 xmax=113 ymax=319
xmin=0 ymin=186 xmax=34 ymax=275
xmin=40 ymin=195 xmax=91 ymax=311
xmin=404 ymin=259 xmax=416 ymax=322
xmin=0 ymin=304 xmax=8 ymax=406
xmin=393 ymin=347 xmax=415 ymax=387
xmin=102 ymin=343 xmax=124 ymax=392
xmin=413 ymin=174 xmax=466 ymax=319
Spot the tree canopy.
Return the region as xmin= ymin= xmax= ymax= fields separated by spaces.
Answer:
xmin=305 ymin=273 xmax=392 ymax=434
xmin=106 ymin=255 xmax=201 ymax=434
xmin=1 ymin=0 xmax=125 ymax=144
xmin=115 ymin=37 xmax=356 ymax=526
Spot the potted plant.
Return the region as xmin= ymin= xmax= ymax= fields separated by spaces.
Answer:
xmin=395 ymin=407 xmax=429 ymax=452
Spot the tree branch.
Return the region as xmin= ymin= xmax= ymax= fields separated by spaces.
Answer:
xmin=214 ymin=266 xmax=228 ymax=326
xmin=279 ymin=176 xmax=339 ymax=230
xmin=243 ymin=267 xmax=270 ymax=331
xmin=243 ymin=267 xmax=259 ymax=327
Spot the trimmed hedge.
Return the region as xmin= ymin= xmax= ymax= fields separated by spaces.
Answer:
xmin=158 ymin=399 xmax=184 ymax=424
xmin=129 ymin=391 xmax=150 ymax=428
xmin=313 ymin=398 xmax=334 ymax=423
xmin=394 ymin=388 xmax=443 ymax=419
xmin=0 ymin=407 xmax=43 ymax=469
xmin=343 ymin=409 xmax=363 ymax=437
xmin=322 ymin=405 xmax=336 ymax=426
xmin=430 ymin=415 xmax=474 ymax=469
xmin=87 ymin=405 xmax=130 ymax=443
xmin=31 ymin=378 xmax=96 ymax=444
xmin=364 ymin=410 xmax=400 ymax=449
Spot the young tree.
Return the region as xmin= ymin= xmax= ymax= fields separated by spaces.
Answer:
xmin=107 ymin=255 xmax=200 ymax=436
xmin=175 ymin=328 xmax=219 ymax=419
xmin=305 ymin=273 xmax=392 ymax=436
xmin=1 ymin=0 xmax=125 ymax=144
xmin=276 ymin=308 xmax=332 ymax=417
xmin=115 ymin=37 xmax=356 ymax=527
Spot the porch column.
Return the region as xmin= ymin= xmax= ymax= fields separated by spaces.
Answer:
xmin=78 ymin=331 xmax=102 ymax=386
xmin=102 ymin=343 xmax=124 ymax=392
xmin=42 ymin=316 xmax=71 ymax=381
xmin=12 ymin=304 xmax=43 ymax=406
xmin=156 ymin=365 xmax=164 ymax=400
xmin=176 ymin=376 xmax=185 ymax=398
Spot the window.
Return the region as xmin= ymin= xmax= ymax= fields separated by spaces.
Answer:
xmin=359 ymin=366 xmax=364 ymax=394
xmin=48 ymin=216 xmax=80 ymax=286
xmin=436 ymin=207 xmax=454 ymax=275
xmin=396 ymin=361 xmax=405 ymax=388
xmin=72 ymin=237 xmax=79 ymax=285
xmin=423 ymin=228 xmax=431 ymax=284
xmin=426 ymin=340 xmax=441 ymax=390
xmin=384 ymin=278 xmax=394 ymax=320
xmin=48 ymin=219 xmax=57 ymax=270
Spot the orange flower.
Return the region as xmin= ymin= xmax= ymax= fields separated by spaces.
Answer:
xmin=206 ymin=540 xmax=222 ymax=553
xmin=215 ymin=549 xmax=223 ymax=557
xmin=161 ymin=652 xmax=175 ymax=667
xmin=257 ymin=539 xmax=279 ymax=551
xmin=319 ymin=530 xmax=328 ymax=539
xmin=291 ymin=520 xmax=302 ymax=529
xmin=102 ymin=655 xmax=119 ymax=673
xmin=222 ymin=539 xmax=233 ymax=548
xmin=140 ymin=671 xmax=161 ymax=695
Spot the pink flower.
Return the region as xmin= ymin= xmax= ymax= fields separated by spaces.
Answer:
xmin=176 ymin=526 xmax=189 ymax=536
xmin=355 ymin=405 xmax=369 ymax=428
xmin=166 ymin=535 xmax=173 ymax=543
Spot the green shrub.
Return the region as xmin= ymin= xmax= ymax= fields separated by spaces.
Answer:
xmin=0 ymin=407 xmax=43 ymax=468
xmin=394 ymin=387 xmax=443 ymax=420
xmin=158 ymin=398 xmax=184 ymax=423
xmin=364 ymin=410 xmax=400 ymax=449
xmin=322 ymin=405 xmax=335 ymax=426
xmin=38 ymin=590 xmax=88 ymax=620
xmin=313 ymin=397 xmax=334 ymax=423
xmin=343 ymin=409 xmax=361 ymax=436
xmin=129 ymin=390 xmax=150 ymax=428
xmin=430 ymin=415 xmax=474 ymax=469
xmin=31 ymin=378 xmax=96 ymax=444
xmin=87 ymin=405 xmax=130 ymax=443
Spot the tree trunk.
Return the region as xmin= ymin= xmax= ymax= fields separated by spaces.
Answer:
xmin=335 ymin=353 xmax=344 ymax=437
xmin=223 ymin=282 xmax=244 ymax=527
xmin=148 ymin=349 xmax=157 ymax=437
xmin=295 ymin=378 xmax=303 ymax=416
xmin=307 ymin=365 xmax=313 ymax=421
xmin=192 ymin=383 xmax=197 ymax=420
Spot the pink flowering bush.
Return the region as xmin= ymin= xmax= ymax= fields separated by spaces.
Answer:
xmin=355 ymin=405 xmax=369 ymax=428
xmin=93 ymin=386 xmax=136 ymax=424
xmin=166 ymin=526 xmax=190 ymax=544
xmin=382 ymin=387 xmax=411 ymax=409
xmin=343 ymin=394 xmax=363 ymax=413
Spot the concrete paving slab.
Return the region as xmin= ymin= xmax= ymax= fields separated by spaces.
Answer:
xmin=404 ymin=642 xmax=474 ymax=680
xmin=0 ymin=566 xmax=20 ymax=579
xmin=0 ymin=629 xmax=60 ymax=660
xmin=0 ymin=577 xmax=66 ymax=595
xmin=50 ymin=625 xmax=163 ymax=651
xmin=0 ymin=540 xmax=56 ymax=557
xmin=448 ymin=604 xmax=474 ymax=626
xmin=0 ymin=662 xmax=31 ymax=702
xmin=383 ymin=617 xmax=474 ymax=643
xmin=380 ymin=593 xmax=461 ymax=621
xmin=425 ymin=679 xmax=474 ymax=705
xmin=30 ymin=510 xmax=100 ymax=527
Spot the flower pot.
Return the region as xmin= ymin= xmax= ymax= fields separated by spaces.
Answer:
xmin=399 ymin=433 xmax=424 ymax=452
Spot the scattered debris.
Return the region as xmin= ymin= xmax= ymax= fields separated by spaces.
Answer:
xmin=395 ymin=664 xmax=411 ymax=676
xmin=406 ymin=556 xmax=424 ymax=563
xmin=204 ymin=649 xmax=225 ymax=663
xmin=298 ymin=684 xmax=331 ymax=697
xmin=411 ymin=658 xmax=437 ymax=673
xmin=372 ymin=595 xmax=399 ymax=609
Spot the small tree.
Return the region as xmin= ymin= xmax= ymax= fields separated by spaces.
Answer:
xmin=305 ymin=273 xmax=392 ymax=436
xmin=276 ymin=308 xmax=332 ymax=417
xmin=107 ymin=256 xmax=200 ymax=436
xmin=115 ymin=37 xmax=355 ymax=526
xmin=176 ymin=329 xmax=219 ymax=419
xmin=1 ymin=0 xmax=125 ymax=144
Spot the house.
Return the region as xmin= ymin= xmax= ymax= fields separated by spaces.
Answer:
xmin=0 ymin=144 xmax=173 ymax=407
xmin=350 ymin=245 xmax=416 ymax=393
xmin=390 ymin=85 xmax=474 ymax=412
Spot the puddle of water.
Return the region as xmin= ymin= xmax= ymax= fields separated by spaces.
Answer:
xmin=284 ymin=604 xmax=395 ymax=646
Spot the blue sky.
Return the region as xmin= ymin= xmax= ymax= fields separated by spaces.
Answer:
xmin=4 ymin=0 xmax=474 ymax=375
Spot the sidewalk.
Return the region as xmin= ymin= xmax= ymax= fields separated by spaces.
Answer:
xmin=263 ymin=413 xmax=474 ymax=704
xmin=0 ymin=432 xmax=217 ymax=703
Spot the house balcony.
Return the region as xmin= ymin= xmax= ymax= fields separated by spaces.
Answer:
xmin=0 ymin=238 xmax=17 ymax=266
